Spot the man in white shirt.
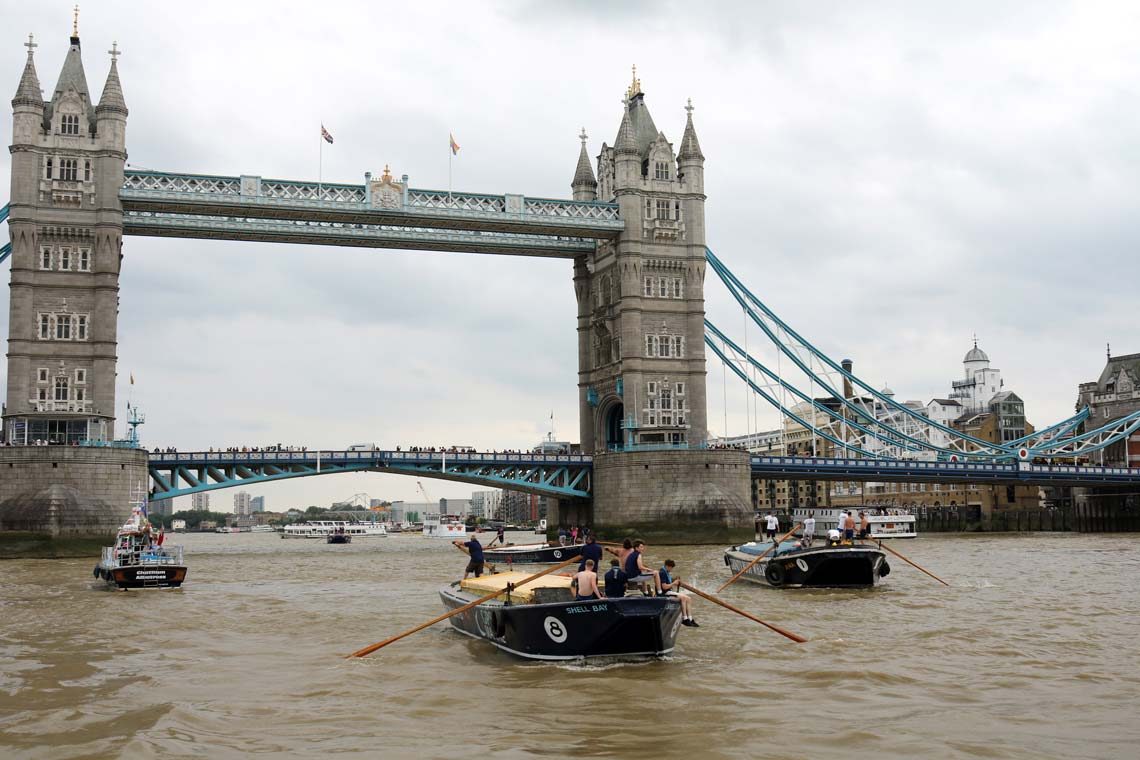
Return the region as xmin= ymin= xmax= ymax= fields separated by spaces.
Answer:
xmin=803 ymin=512 xmax=816 ymax=546
xmin=765 ymin=513 xmax=780 ymax=542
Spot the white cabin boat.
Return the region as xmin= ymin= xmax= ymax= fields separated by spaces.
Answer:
xmin=280 ymin=520 xmax=389 ymax=539
xmin=791 ymin=507 xmax=917 ymax=539
xmin=423 ymin=513 xmax=468 ymax=539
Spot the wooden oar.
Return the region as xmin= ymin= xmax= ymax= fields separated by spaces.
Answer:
xmin=346 ymin=555 xmax=581 ymax=658
xmin=875 ymin=540 xmax=951 ymax=587
xmin=678 ymin=581 xmax=807 ymax=643
xmin=716 ymin=523 xmax=802 ymax=593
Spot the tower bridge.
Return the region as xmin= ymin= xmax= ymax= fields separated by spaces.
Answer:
xmin=2 ymin=24 xmax=1137 ymax=547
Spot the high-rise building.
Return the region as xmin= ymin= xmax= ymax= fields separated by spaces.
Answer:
xmin=190 ymin=492 xmax=210 ymax=511
xmin=470 ymin=490 xmax=503 ymax=521
xmin=234 ymin=491 xmax=252 ymax=516
xmin=250 ymin=495 xmax=265 ymax=513
xmin=150 ymin=497 xmax=173 ymax=517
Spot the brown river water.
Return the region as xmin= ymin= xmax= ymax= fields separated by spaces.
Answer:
xmin=1 ymin=531 xmax=1138 ymax=759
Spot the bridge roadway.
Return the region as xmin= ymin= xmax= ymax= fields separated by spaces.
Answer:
xmin=147 ymin=448 xmax=1140 ymax=501
xmin=119 ymin=171 xmax=624 ymax=257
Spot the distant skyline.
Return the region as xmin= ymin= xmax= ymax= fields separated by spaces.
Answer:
xmin=2 ymin=1 xmax=1136 ymax=509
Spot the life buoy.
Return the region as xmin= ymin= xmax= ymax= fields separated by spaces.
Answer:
xmin=764 ymin=562 xmax=786 ymax=587
xmin=879 ymin=560 xmax=891 ymax=577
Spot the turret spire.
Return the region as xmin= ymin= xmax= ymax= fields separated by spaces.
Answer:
xmin=12 ymin=33 xmax=43 ymax=108
xmin=571 ymin=127 xmax=597 ymax=199
xmin=72 ymin=5 xmax=79 ymax=40
xmin=615 ymin=107 xmax=637 ymax=155
xmin=678 ymin=97 xmax=704 ymax=162
xmin=97 ymin=41 xmax=127 ymax=115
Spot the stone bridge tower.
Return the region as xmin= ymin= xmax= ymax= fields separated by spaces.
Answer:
xmin=4 ymin=25 xmax=126 ymax=445
xmin=566 ymin=71 xmax=751 ymax=543
xmin=0 ymin=21 xmax=144 ymax=548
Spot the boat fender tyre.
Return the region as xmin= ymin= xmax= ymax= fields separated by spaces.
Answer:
xmin=723 ymin=553 xmax=731 ymax=567
xmin=764 ymin=562 xmax=786 ymax=587
xmin=879 ymin=560 xmax=891 ymax=577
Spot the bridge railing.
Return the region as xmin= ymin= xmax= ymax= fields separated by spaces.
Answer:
xmin=147 ymin=449 xmax=594 ymax=465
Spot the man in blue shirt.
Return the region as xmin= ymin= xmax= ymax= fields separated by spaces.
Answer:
xmin=624 ymin=540 xmax=661 ymax=594
xmin=578 ymin=534 xmax=603 ymax=572
xmin=659 ymin=559 xmax=699 ymax=627
xmin=603 ymin=559 xmax=628 ymax=598
xmin=453 ymin=537 xmax=485 ymax=578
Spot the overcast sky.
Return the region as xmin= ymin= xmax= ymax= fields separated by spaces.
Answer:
xmin=2 ymin=1 xmax=1137 ymax=511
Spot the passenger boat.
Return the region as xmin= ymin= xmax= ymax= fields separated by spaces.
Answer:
xmin=423 ymin=513 xmax=468 ymax=539
xmin=791 ymin=508 xmax=917 ymax=538
xmin=93 ymin=498 xmax=186 ymax=590
xmin=439 ymin=571 xmax=683 ymax=660
xmin=483 ymin=542 xmax=584 ymax=565
xmin=723 ymin=539 xmax=890 ymax=589
xmin=280 ymin=520 xmax=388 ymax=539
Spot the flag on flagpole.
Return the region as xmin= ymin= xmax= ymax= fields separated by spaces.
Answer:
xmin=321 ymin=124 xmax=334 ymax=144
xmin=449 ymin=133 xmax=460 ymax=155
xmin=130 ymin=372 xmax=135 ymax=385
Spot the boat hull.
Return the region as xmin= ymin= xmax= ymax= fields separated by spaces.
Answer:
xmin=483 ymin=544 xmax=583 ymax=565
xmin=439 ymin=585 xmax=682 ymax=660
xmin=724 ymin=543 xmax=889 ymax=589
xmin=326 ymin=534 xmax=351 ymax=544
xmin=99 ymin=564 xmax=187 ymax=590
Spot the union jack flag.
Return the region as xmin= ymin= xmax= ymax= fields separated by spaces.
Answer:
xmin=449 ymin=133 xmax=460 ymax=155
xmin=321 ymin=125 xmax=334 ymax=144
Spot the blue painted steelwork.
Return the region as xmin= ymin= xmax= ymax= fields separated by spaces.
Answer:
xmin=148 ymin=449 xmax=593 ymax=501
xmin=750 ymin=455 xmax=1140 ymax=487
xmin=119 ymin=170 xmax=624 ymax=254
xmin=1 ymin=202 xmax=9 ymax=264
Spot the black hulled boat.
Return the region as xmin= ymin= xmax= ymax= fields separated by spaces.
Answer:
xmin=439 ymin=571 xmax=683 ymax=660
xmin=482 ymin=542 xmax=583 ymax=565
xmin=723 ymin=539 xmax=890 ymax=589
xmin=327 ymin=528 xmax=351 ymax=544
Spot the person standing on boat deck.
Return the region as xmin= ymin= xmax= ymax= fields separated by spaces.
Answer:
xmin=578 ymin=534 xmax=603 ymax=572
xmin=603 ymin=559 xmax=628 ymax=598
xmin=803 ymin=513 xmax=816 ymax=546
xmin=765 ymin=513 xmax=780 ymax=542
xmin=558 ymin=526 xmax=569 ymax=546
xmin=659 ymin=560 xmax=699 ymax=627
xmin=836 ymin=511 xmax=848 ymax=540
xmin=858 ymin=511 xmax=871 ymax=539
xmin=624 ymin=540 xmax=662 ymax=594
xmin=843 ymin=511 xmax=855 ymax=541
xmin=488 ymin=525 xmax=505 ymax=547
xmin=573 ymin=559 xmax=603 ymax=601
xmin=454 ymin=536 xmax=485 ymax=579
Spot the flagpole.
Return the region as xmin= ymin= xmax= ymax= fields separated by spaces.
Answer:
xmin=318 ymin=126 xmax=323 ymax=198
xmin=448 ymin=144 xmax=453 ymax=202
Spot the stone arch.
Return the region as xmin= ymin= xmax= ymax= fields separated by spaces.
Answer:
xmin=596 ymin=396 xmax=625 ymax=452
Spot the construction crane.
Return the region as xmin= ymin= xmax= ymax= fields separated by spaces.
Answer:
xmin=417 ymin=481 xmax=434 ymax=509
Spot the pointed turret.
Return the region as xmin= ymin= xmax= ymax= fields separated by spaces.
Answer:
xmin=43 ymin=19 xmax=97 ymax=135
xmin=615 ymin=105 xmax=637 ymax=155
xmin=12 ymin=34 xmax=43 ymax=109
xmin=678 ymin=99 xmax=704 ymax=162
xmin=96 ymin=43 xmax=127 ymax=116
xmin=571 ymin=128 xmax=597 ymax=201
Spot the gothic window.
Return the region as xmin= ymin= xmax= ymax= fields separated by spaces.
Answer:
xmin=654 ymin=161 xmax=670 ymax=180
xmin=59 ymin=248 xmax=71 ymax=270
xmin=84 ymin=160 xmax=92 ymax=181
xmin=75 ymin=388 xmax=86 ymax=403
xmin=660 ymin=337 xmax=672 ymax=358
xmin=37 ymin=388 xmax=49 ymax=402
xmin=40 ymin=247 xmax=53 ymax=270
xmin=675 ymin=336 xmax=685 ymax=357
xmin=39 ymin=314 xmax=51 ymax=339
xmin=660 ymin=388 xmax=673 ymax=411
xmin=644 ymin=276 xmax=654 ymax=297
xmin=60 ymin=114 xmax=80 ymax=135
xmin=658 ymin=276 xmax=667 ymax=296
xmin=674 ymin=201 xmax=682 ymax=221
xmin=38 ymin=368 xmax=49 ymax=383
xmin=61 ymin=159 xmax=78 ymax=181
xmin=76 ymin=316 xmax=88 ymax=341
xmin=671 ymin=278 xmax=683 ymax=298
xmin=647 ymin=382 xmax=657 ymax=395
xmin=645 ymin=198 xmax=653 ymax=219
xmin=675 ymin=382 xmax=685 ymax=396
xmin=78 ymin=249 xmax=91 ymax=271
xmin=75 ymin=368 xmax=86 ymax=384
xmin=645 ymin=335 xmax=659 ymax=357
xmin=56 ymin=315 xmax=72 ymax=340
xmin=45 ymin=157 xmax=53 ymax=180
xmin=656 ymin=199 xmax=671 ymax=219
xmin=54 ymin=377 xmax=69 ymax=402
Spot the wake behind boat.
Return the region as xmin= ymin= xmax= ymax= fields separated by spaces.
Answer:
xmin=482 ymin=542 xmax=584 ymax=565
xmin=724 ymin=539 xmax=890 ymax=589
xmin=439 ymin=571 xmax=683 ymax=660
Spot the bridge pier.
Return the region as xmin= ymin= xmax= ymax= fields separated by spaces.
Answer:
xmin=588 ymin=449 xmax=752 ymax=544
xmin=0 ymin=447 xmax=147 ymax=557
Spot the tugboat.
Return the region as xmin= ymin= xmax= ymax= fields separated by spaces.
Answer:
xmin=439 ymin=571 xmax=683 ymax=660
xmin=482 ymin=542 xmax=583 ymax=565
xmin=93 ymin=490 xmax=186 ymax=590
xmin=326 ymin=526 xmax=351 ymax=544
xmin=723 ymin=537 xmax=890 ymax=589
